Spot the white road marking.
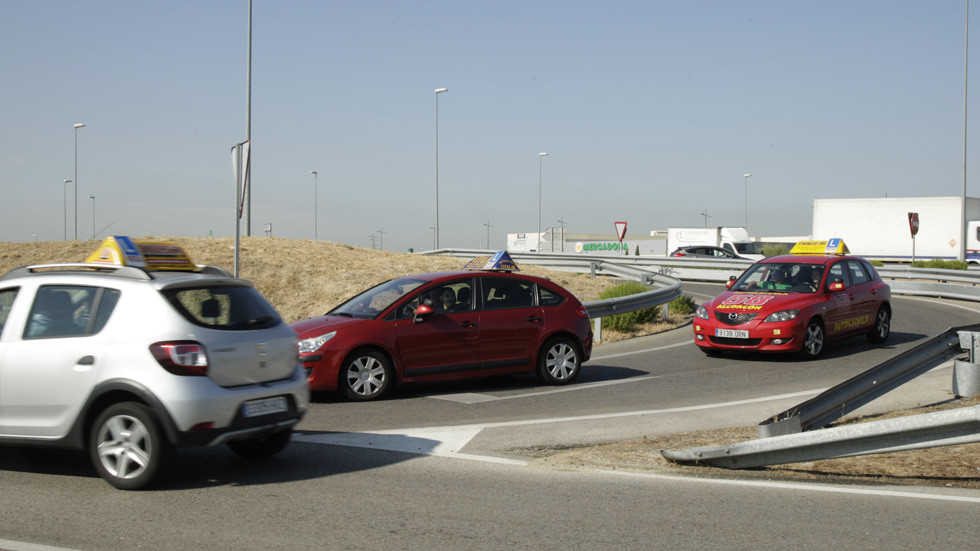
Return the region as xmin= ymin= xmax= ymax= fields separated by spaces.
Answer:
xmin=427 ymin=375 xmax=661 ymax=403
xmin=602 ymin=469 xmax=980 ymax=504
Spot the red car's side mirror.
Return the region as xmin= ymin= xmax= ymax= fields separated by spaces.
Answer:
xmin=829 ymin=280 xmax=845 ymax=292
xmin=414 ymin=303 xmax=434 ymax=323
xmin=725 ymin=276 xmax=736 ymax=289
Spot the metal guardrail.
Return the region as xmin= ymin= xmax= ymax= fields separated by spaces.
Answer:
xmin=757 ymin=324 xmax=979 ymax=438
xmin=425 ymin=249 xmax=980 ymax=312
xmin=661 ymin=405 xmax=980 ymax=469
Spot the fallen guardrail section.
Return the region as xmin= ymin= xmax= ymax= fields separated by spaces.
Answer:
xmin=660 ymin=324 xmax=980 ymax=469
xmin=660 ymin=405 xmax=980 ymax=469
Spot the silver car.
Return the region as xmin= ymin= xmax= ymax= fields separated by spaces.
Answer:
xmin=0 ymin=255 xmax=308 ymax=490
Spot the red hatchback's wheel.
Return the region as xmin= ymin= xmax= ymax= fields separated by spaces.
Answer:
xmin=537 ymin=337 xmax=581 ymax=385
xmin=867 ymin=305 xmax=891 ymax=343
xmin=799 ymin=319 xmax=825 ymax=360
xmin=341 ymin=349 xmax=392 ymax=401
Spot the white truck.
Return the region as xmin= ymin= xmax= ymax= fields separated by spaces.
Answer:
xmin=811 ymin=196 xmax=980 ymax=263
xmin=666 ymin=226 xmax=764 ymax=259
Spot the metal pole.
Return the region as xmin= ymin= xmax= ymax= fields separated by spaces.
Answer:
xmin=435 ymin=88 xmax=447 ymax=249
xmin=962 ymin=0 xmax=970 ymax=262
xmin=311 ymin=170 xmax=318 ymax=240
xmin=538 ymin=152 xmax=548 ymax=251
xmin=63 ymin=179 xmax=71 ymax=241
xmin=743 ymin=173 xmax=752 ymax=230
xmin=89 ymin=195 xmax=95 ymax=240
xmin=245 ymin=0 xmax=252 ymax=236
xmin=73 ymin=123 xmax=85 ymax=240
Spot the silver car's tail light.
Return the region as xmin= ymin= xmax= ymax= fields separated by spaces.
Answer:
xmin=150 ymin=341 xmax=209 ymax=376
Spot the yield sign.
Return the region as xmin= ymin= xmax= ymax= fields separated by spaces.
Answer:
xmin=614 ymin=221 xmax=627 ymax=242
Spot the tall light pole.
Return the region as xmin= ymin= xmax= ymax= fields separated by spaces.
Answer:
xmin=73 ymin=123 xmax=85 ymax=240
xmin=538 ymin=152 xmax=549 ymax=251
xmin=62 ymin=179 xmax=71 ymax=241
xmin=310 ymin=170 xmax=318 ymax=240
xmin=88 ymin=195 xmax=96 ymax=240
xmin=434 ymin=87 xmax=448 ymax=249
xmin=743 ymin=173 xmax=752 ymax=230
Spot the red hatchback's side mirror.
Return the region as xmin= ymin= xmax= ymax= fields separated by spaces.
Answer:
xmin=414 ymin=303 xmax=434 ymax=323
xmin=725 ymin=276 xmax=736 ymax=289
xmin=829 ymin=279 xmax=845 ymax=292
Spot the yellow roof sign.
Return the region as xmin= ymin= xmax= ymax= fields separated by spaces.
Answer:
xmin=85 ymin=236 xmax=197 ymax=271
xmin=790 ymin=238 xmax=850 ymax=256
xmin=462 ymin=251 xmax=520 ymax=271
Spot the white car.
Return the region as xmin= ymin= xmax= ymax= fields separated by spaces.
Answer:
xmin=0 ymin=237 xmax=309 ymax=490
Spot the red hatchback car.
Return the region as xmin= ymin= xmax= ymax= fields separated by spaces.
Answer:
xmin=694 ymin=241 xmax=891 ymax=359
xmin=291 ymin=266 xmax=593 ymax=400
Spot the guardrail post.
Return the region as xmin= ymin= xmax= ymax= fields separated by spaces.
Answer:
xmin=594 ymin=317 xmax=602 ymax=343
xmin=954 ymin=331 xmax=980 ymax=398
xmin=662 ymin=303 xmax=669 ymax=322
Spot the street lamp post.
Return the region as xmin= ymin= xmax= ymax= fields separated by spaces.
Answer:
xmin=538 ymin=152 xmax=549 ymax=251
xmin=62 ymin=179 xmax=71 ymax=241
xmin=73 ymin=123 xmax=85 ymax=240
xmin=310 ymin=170 xmax=318 ymax=240
xmin=434 ymin=87 xmax=448 ymax=249
xmin=743 ymin=173 xmax=752 ymax=230
xmin=88 ymin=195 xmax=95 ymax=240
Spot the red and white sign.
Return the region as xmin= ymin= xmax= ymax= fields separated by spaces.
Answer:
xmin=908 ymin=212 xmax=919 ymax=238
xmin=614 ymin=221 xmax=627 ymax=242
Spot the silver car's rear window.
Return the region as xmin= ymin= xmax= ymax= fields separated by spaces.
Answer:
xmin=162 ymin=285 xmax=281 ymax=330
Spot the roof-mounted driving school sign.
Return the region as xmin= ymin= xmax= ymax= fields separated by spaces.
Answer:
xmin=85 ymin=236 xmax=197 ymax=271
xmin=462 ymin=251 xmax=520 ymax=271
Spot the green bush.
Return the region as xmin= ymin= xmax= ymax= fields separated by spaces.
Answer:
xmin=911 ymin=259 xmax=968 ymax=270
xmin=762 ymin=244 xmax=790 ymax=257
xmin=597 ymin=281 xmax=658 ymax=331
xmin=669 ymin=294 xmax=697 ymax=315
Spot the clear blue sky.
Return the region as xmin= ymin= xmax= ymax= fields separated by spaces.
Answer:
xmin=1 ymin=1 xmax=975 ymax=252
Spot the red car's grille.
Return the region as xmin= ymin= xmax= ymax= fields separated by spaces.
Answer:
xmin=714 ymin=311 xmax=757 ymax=326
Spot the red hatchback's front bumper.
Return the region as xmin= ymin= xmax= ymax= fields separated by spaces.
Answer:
xmin=693 ymin=317 xmax=806 ymax=353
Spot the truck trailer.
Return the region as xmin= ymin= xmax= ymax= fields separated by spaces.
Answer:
xmin=665 ymin=226 xmax=763 ymax=259
xmin=811 ymin=196 xmax=980 ymax=263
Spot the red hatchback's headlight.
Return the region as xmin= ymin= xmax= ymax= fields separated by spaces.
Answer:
xmin=150 ymin=341 xmax=209 ymax=376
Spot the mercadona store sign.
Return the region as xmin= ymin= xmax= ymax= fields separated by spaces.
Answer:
xmin=575 ymin=241 xmax=630 ymax=254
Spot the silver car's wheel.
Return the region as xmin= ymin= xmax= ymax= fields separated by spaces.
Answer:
xmin=799 ymin=320 xmax=825 ymax=360
xmin=537 ymin=337 xmax=581 ymax=385
xmin=89 ymin=402 xmax=173 ymax=490
xmin=342 ymin=350 xmax=392 ymax=401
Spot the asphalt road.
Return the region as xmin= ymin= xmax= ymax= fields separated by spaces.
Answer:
xmin=1 ymin=285 xmax=978 ymax=550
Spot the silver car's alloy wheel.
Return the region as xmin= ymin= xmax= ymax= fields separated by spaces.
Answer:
xmin=97 ymin=413 xmax=152 ymax=480
xmin=89 ymin=402 xmax=172 ymax=490
xmin=343 ymin=350 xmax=391 ymax=400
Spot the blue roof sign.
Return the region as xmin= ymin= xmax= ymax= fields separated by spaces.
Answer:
xmin=462 ymin=251 xmax=520 ymax=271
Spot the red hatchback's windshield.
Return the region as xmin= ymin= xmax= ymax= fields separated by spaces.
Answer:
xmin=329 ymin=278 xmax=427 ymax=319
xmin=730 ymin=262 xmax=826 ymax=294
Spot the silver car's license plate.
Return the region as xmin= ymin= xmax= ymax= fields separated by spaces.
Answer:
xmin=242 ymin=396 xmax=288 ymax=418
xmin=715 ymin=328 xmax=749 ymax=339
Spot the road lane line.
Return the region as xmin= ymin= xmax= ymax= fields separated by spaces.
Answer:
xmin=426 ymin=375 xmax=661 ymax=403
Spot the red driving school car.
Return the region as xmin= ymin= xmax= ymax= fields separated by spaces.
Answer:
xmin=291 ymin=252 xmax=593 ymax=400
xmin=694 ymin=239 xmax=891 ymax=359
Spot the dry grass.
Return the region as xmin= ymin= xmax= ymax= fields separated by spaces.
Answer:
xmin=3 ymin=236 xmax=977 ymax=486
